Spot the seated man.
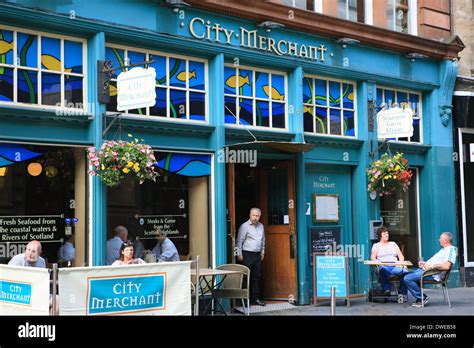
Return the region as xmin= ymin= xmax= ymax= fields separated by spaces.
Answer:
xmin=58 ymin=235 xmax=75 ymax=263
xmin=8 ymin=240 xmax=46 ymax=268
xmin=106 ymin=226 xmax=128 ymax=265
xmin=151 ymin=229 xmax=180 ymax=262
xmin=371 ymin=226 xmax=408 ymax=300
xmin=403 ymin=232 xmax=456 ymax=308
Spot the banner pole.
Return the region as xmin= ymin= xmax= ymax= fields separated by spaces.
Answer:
xmin=52 ymin=263 xmax=58 ymax=316
xmin=195 ymin=255 xmax=200 ymax=316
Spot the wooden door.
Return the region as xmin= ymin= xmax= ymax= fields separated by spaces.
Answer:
xmin=259 ymin=161 xmax=297 ymax=300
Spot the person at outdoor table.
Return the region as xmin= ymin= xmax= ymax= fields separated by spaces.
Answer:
xmin=151 ymin=229 xmax=180 ymax=262
xmin=371 ymin=226 xmax=408 ymax=299
xmin=111 ymin=241 xmax=145 ymax=266
xmin=106 ymin=225 xmax=128 ymax=265
xmin=58 ymin=235 xmax=75 ymax=262
xmin=8 ymin=240 xmax=46 ymax=268
xmin=403 ymin=232 xmax=457 ymax=308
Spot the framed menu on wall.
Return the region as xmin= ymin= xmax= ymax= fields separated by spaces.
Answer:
xmin=313 ymin=193 xmax=340 ymax=223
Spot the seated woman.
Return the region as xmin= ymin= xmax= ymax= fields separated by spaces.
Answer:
xmin=371 ymin=226 xmax=408 ymax=300
xmin=112 ymin=241 xmax=146 ymax=266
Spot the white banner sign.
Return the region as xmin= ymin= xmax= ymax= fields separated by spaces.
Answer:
xmin=0 ymin=264 xmax=50 ymax=315
xmin=377 ymin=107 xmax=414 ymax=139
xmin=470 ymin=143 xmax=474 ymax=162
xmin=117 ymin=67 xmax=156 ymax=111
xmin=58 ymin=261 xmax=191 ymax=315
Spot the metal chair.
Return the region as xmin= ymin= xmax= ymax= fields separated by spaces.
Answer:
xmin=420 ymin=263 xmax=453 ymax=308
xmin=212 ymin=264 xmax=250 ymax=316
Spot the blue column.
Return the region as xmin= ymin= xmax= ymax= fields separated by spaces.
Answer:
xmin=88 ymin=32 xmax=107 ymax=266
xmin=209 ymin=53 xmax=226 ymax=267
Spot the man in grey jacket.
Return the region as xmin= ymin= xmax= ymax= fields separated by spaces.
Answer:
xmin=236 ymin=207 xmax=266 ymax=306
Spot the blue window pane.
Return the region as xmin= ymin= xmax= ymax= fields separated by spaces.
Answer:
xmin=65 ymin=75 xmax=83 ymax=105
xmin=41 ymin=37 xmax=61 ymax=72
xmin=225 ymin=96 xmax=236 ymax=124
xmin=385 ymin=89 xmax=395 ymax=107
xmin=397 ymin=91 xmax=408 ymax=106
xmin=0 ymin=30 xmax=14 ymax=65
xmin=169 ymin=58 xmax=186 ymax=88
xmin=303 ymin=77 xmax=313 ymax=104
xmin=149 ymin=54 xmax=166 ymax=86
xmin=169 ymin=89 xmax=186 ymax=118
xmin=188 ymin=60 xmax=205 ymax=91
xmin=17 ymin=69 xmax=37 ymax=104
xmin=329 ymin=108 xmax=341 ymax=135
xmin=376 ymin=88 xmax=383 ymax=112
xmin=150 ymin=87 xmax=167 ymax=117
xmin=342 ymin=83 xmax=354 ymax=109
xmin=256 ymin=100 xmax=269 ymax=127
xmin=127 ymin=51 xmax=145 ymax=66
xmin=106 ymin=47 xmax=125 ymax=78
xmin=64 ymin=40 xmax=83 ymax=74
xmin=412 ymin=119 xmax=421 ymax=142
xmin=304 ymin=105 xmax=314 ymax=132
xmin=255 ymin=71 xmax=269 ymax=99
xmin=315 ymin=79 xmax=326 ymax=106
xmin=272 ymin=102 xmax=285 ymax=128
xmin=315 ymin=107 xmax=327 ymax=134
xmin=224 ymin=66 xmax=237 ymax=95
xmin=42 ymin=72 xmax=61 ymax=106
xmin=18 ymin=33 xmax=38 ymax=68
xmin=238 ymin=69 xmax=252 ymax=97
xmin=343 ymin=110 xmax=355 ymax=136
xmin=409 ymin=93 xmax=419 ymax=115
xmin=0 ymin=67 xmax=13 ymax=102
xmin=189 ymin=91 xmax=205 ymax=121
xmin=329 ymin=81 xmax=340 ymax=107
xmin=271 ymin=74 xmax=285 ymax=101
xmin=239 ymin=98 xmax=253 ymax=126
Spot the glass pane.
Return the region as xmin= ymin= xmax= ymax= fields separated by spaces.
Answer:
xmin=409 ymin=93 xmax=419 ymax=116
xmin=41 ymin=37 xmax=61 ymax=72
xmin=395 ymin=0 xmax=409 ymax=33
xmin=169 ymin=58 xmax=186 ymax=88
xmin=385 ymin=89 xmax=395 ymax=107
xmin=315 ymin=107 xmax=327 ymax=134
xmin=127 ymin=50 xmax=145 ymax=65
xmin=304 ymin=105 xmax=314 ymax=132
xmin=189 ymin=91 xmax=205 ymax=121
xmin=348 ymin=0 xmax=358 ymax=21
xmin=376 ymin=88 xmax=384 ymax=111
xmin=255 ymin=71 xmax=269 ymax=99
xmin=267 ymin=168 xmax=288 ymax=225
xmin=329 ymin=108 xmax=342 ymax=135
xmin=337 ymin=0 xmax=348 ymax=19
xmin=387 ymin=0 xmax=395 ymax=30
xmin=188 ymin=60 xmax=205 ymax=91
xmin=343 ymin=110 xmax=355 ymax=136
xmin=64 ymin=40 xmax=83 ymax=74
xmin=128 ymin=107 xmax=145 ymax=115
xmin=239 ymin=69 xmax=252 ymax=97
xmin=238 ymin=98 xmax=253 ymax=126
xmin=272 ymin=102 xmax=285 ymax=128
xmin=256 ymin=100 xmax=269 ymax=127
xmin=271 ymin=74 xmax=285 ymax=101
xmin=17 ymin=33 xmax=38 ymax=68
xmin=106 ymin=47 xmax=125 ymax=78
xmin=42 ymin=72 xmax=61 ymax=106
xmin=303 ymin=77 xmax=313 ymax=104
xmin=64 ymin=75 xmax=83 ymax=106
xmin=342 ymin=83 xmax=354 ymax=109
xmin=329 ymin=81 xmax=341 ymax=107
xmin=149 ymin=87 xmax=167 ymax=117
xmin=149 ymin=54 xmax=167 ymax=86
xmin=17 ymin=69 xmax=38 ymax=104
xmin=224 ymin=66 xmax=237 ymax=95
xmin=0 ymin=67 xmax=13 ymax=102
xmin=294 ymin=0 xmax=306 ymax=9
xmin=315 ymin=79 xmax=326 ymax=106
xmin=106 ymin=80 xmax=117 ymax=112
xmin=412 ymin=119 xmax=420 ymax=142
xmin=169 ymin=89 xmax=186 ymax=118
xmin=225 ymin=96 xmax=236 ymax=124
xmin=0 ymin=30 xmax=14 ymax=65
xmin=397 ymin=91 xmax=408 ymax=106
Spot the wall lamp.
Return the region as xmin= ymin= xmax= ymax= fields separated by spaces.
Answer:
xmin=257 ymin=21 xmax=285 ymax=32
xmin=336 ymin=38 xmax=360 ymax=48
xmin=406 ymin=52 xmax=428 ymax=62
xmin=163 ymin=0 xmax=190 ymax=12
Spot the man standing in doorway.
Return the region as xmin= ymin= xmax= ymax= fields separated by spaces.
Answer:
xmin=236 ymin=207 xmax=266 ymax=306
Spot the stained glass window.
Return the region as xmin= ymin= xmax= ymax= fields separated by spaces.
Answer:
xmin=0 ymin=27 xmax=85 ymax=108
xmin=303 ymin=76 xmax=356 ymax=137
xmin=106 ymin=45 xmax=207 ymax=122
xmin=376 ymin=87 xmax=422 ymax=143
xmin=224 ymin=65 xmax=287 ymax=129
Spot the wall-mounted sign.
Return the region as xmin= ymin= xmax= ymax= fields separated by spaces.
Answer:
xmin=312 ymin=253 xmax=350 ymax=306
xmin=117 ymin=67 xmax=156 ymax=111
xmin=377 ymin=107 xmax=414 ymax=139
xmin=313 ymin=193 xmax=340 ymax=223
xmin=309 ymin=226 xmax=341 ymax=264
xmin=135 ymin=214 xmax=187 ymax=240
xmin=0 ymin=215 xmax=65 ymax=243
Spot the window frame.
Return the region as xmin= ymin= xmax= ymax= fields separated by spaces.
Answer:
xmin=0 ymin=25 xmax=87 ymax=112
xmin=386 ymin=0 xmax=417 ymax=35
xmin=105 ymin=43 xmax=209 ymax=124
xmin=303 ymin=74 xmax=358 ymax=138
xmin=224 ymin=63 xmax=288 ymax=131
xmin=376 ymin=86 xmax=423 ymax=143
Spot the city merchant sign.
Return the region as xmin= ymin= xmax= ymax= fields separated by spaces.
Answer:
xmin=189 ymin=17 xmax=329 ymax=62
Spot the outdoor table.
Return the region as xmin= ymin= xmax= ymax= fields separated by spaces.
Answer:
xmin=191 ymin=268 xmax=241 ymax=315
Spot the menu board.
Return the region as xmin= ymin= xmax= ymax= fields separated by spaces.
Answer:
xmin=309 ymin=226 xmax=341 ymax=263
xmin=312 ymin=253 xmax=350 ymax=306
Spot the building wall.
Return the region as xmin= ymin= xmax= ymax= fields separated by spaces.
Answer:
xmin=452 ymin=0 xmax=473 ymax=77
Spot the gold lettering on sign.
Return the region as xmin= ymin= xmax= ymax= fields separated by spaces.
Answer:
xmin=240 ymin=28 xmax=258 ymax=49
xmin=319 ymin=44 xmax=327 ymax=62
xmin=277 ymin=40 xmax=288 ymax=55
xmin=299 ymin=44 xmax=309 ymax=59
xmin=189 ymin=17 xmax=205 ymax=39
xmin=258 ymin=35 xmax=267 ymax=50
xmin=309 ymin=46 xmax=319 ymax=61
xmin=288 ymin=42 xmax=298 ymax=56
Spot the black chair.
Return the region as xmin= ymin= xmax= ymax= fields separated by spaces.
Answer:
xmin=420 ymin=263 xmax=453 ymax=308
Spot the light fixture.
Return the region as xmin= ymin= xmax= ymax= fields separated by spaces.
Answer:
xmin=0 ymin=167 xmax=7 ymax=176
xmin=336 ymin=38 xmax=360 ymax=48
xmin=256 ymin=21 xmax=285 ymax=33
xmin=163 ymin=0 xmax=190 ymax=12
xmin=406 ymin=52 xmax=428 ymax=62
xmin=27 ymin=162 xmax=43 ymax=176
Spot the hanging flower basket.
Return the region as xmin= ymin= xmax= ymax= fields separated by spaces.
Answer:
xmin=367 ymin=152 xmax=413 ymax=196
xmin=88 ymin=135 xmax=158 ymax=187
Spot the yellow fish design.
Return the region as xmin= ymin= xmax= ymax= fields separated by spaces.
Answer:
xmin=347 ymin=92 xmax=353 ymax=100
xmin=109 ymin=84 xmax=117 ymax=97
xmin=176 ymin=69 xmax=196 ymax=82
xmin=303 ymin=105 xmax=313 ymax=114
xmin=0 ymin=40 xmax=13 ymax=55
xmin=226 ymin=74 xmax=250 ymax=89
xmin=263 ymin=85 xmax=284 ymax=100
xmin=41 ymin=55 xmax=73 ymax=73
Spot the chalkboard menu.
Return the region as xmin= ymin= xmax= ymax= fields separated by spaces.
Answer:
xmin=312 ymin=252 xmax=350 ymax=306
xmin=309 ymin=226 xmax=341 ymax=263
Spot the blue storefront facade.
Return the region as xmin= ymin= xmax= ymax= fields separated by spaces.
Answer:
xmin=0 ymin=1 xmax=463 ymax=304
